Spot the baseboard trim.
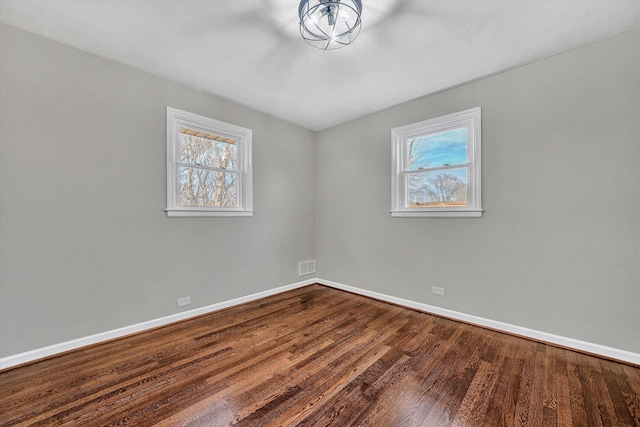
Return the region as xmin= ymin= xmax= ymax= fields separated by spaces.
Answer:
xmin=2 ymin=277 xmax=638 ymax=369
xmin=0 ymin=279 xmax=316 ymax=370
xmin=316 ymin=278 xmax=640 ymax=366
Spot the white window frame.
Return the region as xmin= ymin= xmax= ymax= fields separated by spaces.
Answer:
xmin=391 ymin=107 xmax=482 ymax=218
xmin=166 ymin=107 xmax=253 ymax=217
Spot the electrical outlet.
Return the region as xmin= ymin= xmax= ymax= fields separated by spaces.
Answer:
xmin=177 ymin=296 xmax=191 ymax=307
xmin=432 ymin=286 xmax=445 ymax=296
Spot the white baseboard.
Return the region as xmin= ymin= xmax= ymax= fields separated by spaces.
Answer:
xmin=316 ymin=278 xmax=640 ymax=366
xmin=2 ymin=277 xmax=638 ymax=369
xmin=0 ymin=279 xmax=316 ymax=370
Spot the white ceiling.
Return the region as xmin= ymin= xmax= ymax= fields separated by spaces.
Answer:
xmin=1 ymin=0 xmax=639 ymax=131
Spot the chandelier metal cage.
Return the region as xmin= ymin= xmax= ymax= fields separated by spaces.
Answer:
xmin=298 ymin=0 xmax=363 ymax=50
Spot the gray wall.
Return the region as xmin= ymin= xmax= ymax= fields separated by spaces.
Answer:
xmin=316 ymin=29 xmax=640 ymax=353
xmin=1 ymin=23 xmax=638 ymax=359
xmin=0 ymin=24 xmax=316 ymax=357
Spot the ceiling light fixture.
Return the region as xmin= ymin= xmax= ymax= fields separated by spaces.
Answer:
xmin=299 ymin=0 xmax=363 ymax=50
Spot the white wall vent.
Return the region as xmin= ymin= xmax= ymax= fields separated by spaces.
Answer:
xmin=298 ymin=259 xmax=316 ymax=276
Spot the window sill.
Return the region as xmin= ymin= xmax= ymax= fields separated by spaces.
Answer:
xmin=166 ymin=209 xmax=254 ymax=218
xmin=391 ymin=209 xmax=483 ymax=218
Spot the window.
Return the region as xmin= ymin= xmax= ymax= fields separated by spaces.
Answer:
xmin=391 ymin=107 xmax=482 ymax=217
xmin=166 ymin=107 xmax=253 ymax=217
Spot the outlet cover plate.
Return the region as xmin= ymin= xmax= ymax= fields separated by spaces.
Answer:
xmin=432 ymin=286 xmax=445 ymax=296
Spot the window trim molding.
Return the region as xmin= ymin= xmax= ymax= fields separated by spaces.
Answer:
xmin=391 ymin=107 xmax=482 ymax=218
xmin=166 ymin=107 xmax=253 ymax=217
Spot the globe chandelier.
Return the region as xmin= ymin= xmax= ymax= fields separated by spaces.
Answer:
xmin=298 ymin=0 xmax=363 ymax=50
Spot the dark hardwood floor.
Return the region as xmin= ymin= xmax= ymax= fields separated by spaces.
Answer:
xmin=1 ymin=284 xmax=638 ymax=426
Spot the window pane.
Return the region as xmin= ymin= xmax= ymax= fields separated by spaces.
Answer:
xmin=406 ymin=128 xmax=467 ymax=170
xmin=407 ymin=167 xmax=468 ymax=207
xmin=179 ymin=132 xmax=237 ymax=170
xmin=179 ymin=166 xmax=238 ymax=207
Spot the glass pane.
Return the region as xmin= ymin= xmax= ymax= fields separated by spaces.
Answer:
xmin=406 ymin=128 xmax=467 ymax=170
xmin=179 ymin=167 xmax=238 ymax=207
xmin=179 ymin=132 xmax=237 ymax=170
xmin=407 ymin=167 xmax=468 ymax=208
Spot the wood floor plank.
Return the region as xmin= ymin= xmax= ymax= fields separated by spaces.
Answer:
xmin=566 ymin=349 xmax=591 ymax=426
xmin=1 ymin=284 xmax=639 ymax=426
xmin=554 ymin=346 xmax=573 ymax=426
xmin=481 ymin=343 xmax=518 ymax=426
xmin=603 ymin=363 xmax=640 ymax=425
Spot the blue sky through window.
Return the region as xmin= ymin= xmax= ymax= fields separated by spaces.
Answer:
xmin=407 ymin=128 xmax=467 ymax=170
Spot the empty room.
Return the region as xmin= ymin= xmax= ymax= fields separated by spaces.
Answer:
xmin=0 ymin=0 xmax=639 ymax=425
